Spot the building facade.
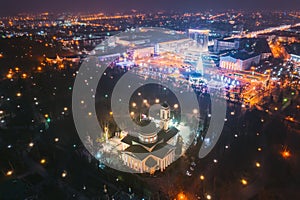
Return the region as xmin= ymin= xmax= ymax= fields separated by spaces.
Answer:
xmin=121 ymin=103 xmax=179 ymax=174
xmin=220 ymin=53 xmax=261 ymax=71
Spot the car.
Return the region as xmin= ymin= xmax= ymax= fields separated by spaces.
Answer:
xmin=186 ymin=170 xmax=192 ymax=176
xmin=191 ymin=161 xmax=196 ymax=167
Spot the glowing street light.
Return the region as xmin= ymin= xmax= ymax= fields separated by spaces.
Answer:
xmin=257 ymin=147 xmax=262 ymax=152
xmin=177 ymin=192 xmax=187 ymax=200
xmin=28 ymin=142 xmax=34 ymax=147
xmin=241 ymin=179 xmax=248 ymax=186
xmin=155 ymin=99 xmax=160 ymax=104
xmin=281 ymin=150 xmax=291 ymax=159
xmin=6 ymin=73 xmax=13 ymax=79
xmin=6 ymin=170 xmax=13 ymax=176
xmin=200 ymin=175 xmax=205 ymax=181
xmin=255 ymin=162 xmax=261 ymax=168
xmin=61 ymin=170 xmax=67 ymax=178
xmin=40 ymin=159 xmax=46 ymax=164
xmin=206 ymin=194 xmax=212 ymax=200
xmin=21 ymin=73 xmax=27 ymax=79
xmin=174 ymin=104 xmax=179 ymax=109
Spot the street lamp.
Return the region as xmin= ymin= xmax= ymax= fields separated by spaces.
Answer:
xmin=281 ymin=150 xmax=291 ymax=159
xmin=206 ymin=194 xmax=212 ymax=200
xmin=200 ymin=175 xmax=205 ymax=181
xmin=241 ymin=179 xmax=248 ymax=186
xmin=61 ymin=170 xmax=67 ymax=178
xmin=177 ymin=192 xmax=187 ymax=200
xmin=257 ymin=147 xmax=262 ymax=152
xmin=40 ymin=159 xmax=46 ymax=165
xmin=6 ymin=170 xmax=13 ymax=176
xmin=255 ymin=162 xmax=261 ymax=168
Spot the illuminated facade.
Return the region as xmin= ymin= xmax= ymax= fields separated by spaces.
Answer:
xmin=220 ymin=53 xmax=261 ymax=71
xmin=121 ymin=103 xmax=179 ymax=174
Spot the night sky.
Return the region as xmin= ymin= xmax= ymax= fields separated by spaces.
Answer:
xmin=0 ymin=0 xmax=300 ymax=16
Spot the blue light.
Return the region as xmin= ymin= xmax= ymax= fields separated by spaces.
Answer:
xmin=98 ymin=163 xmax=105 ymax=169
xmin=96 ymin=152 xmax=101 ymax=159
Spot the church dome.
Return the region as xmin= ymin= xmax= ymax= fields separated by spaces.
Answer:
xmin=138 ymin=122 xmax=158 ymax=144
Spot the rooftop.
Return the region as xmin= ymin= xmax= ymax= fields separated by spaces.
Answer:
xmin=122 ymin=126 xmax=178 ymax=150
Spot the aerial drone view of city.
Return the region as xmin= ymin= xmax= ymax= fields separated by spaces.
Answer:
xmin=0 ymin=0 xmax=300 ymax=200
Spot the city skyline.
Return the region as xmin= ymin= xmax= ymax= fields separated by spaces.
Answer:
xmin=1 ymin=0 xmax=300 ymax=16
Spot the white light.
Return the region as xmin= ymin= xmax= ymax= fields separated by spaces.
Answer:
xmin=61 ymin=171 xmax=67 ymax=178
